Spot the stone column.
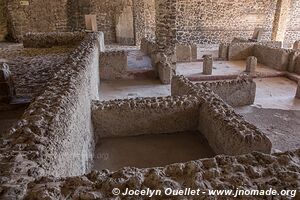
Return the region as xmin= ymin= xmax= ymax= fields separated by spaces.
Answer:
xmin=271 ymin=0 xmax=292 ymax=42
xmin=155 ymin=0 xmax=176 ymax=84
xmin=246 ymin=56 xmax=257 ymax=74
xmin=219 ymin=43 xmax=229 ymax=60
xmin=293 ymin=41 xmax=300 ymax=50
xmin=296 ymin=81 xmax=300 ymax=99
xmin=203 ymin=55 xmax=213 ymax=75
xmin=191 ymin=44 xmax=197 ymax=61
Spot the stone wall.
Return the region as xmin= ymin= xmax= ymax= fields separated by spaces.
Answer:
xmin=24 ymin=149 xmax=300 ymax=199
xmin=283 ymin=0 xmax=300 ymax=47
xmin=253 ymin=45 xmax=291 ymax=71
xmin=92 ymin=96 xmax=200 ymax=138
xmin=6 ymin=0 xmax=69 ymax=41
xmin=0 ymin=33 xmax=103 ymax=199
xmin=22 ymin=32 xmax=87 ymax=48
xmin=133 ymin=0 xmax=156 ymax=46
xmin=171 ymin=75 xmax=272 ymax=155
xmin=196 ymin=79 xmax=256 ymax=107
xmin=0 ymin=0 xmax=7 ymax=41
xmin=99 ymin=50 xmax=128 ymax=80
xmin=176 ymin=0 xmax=277 ymax=44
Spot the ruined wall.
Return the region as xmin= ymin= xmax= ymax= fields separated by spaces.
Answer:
xmin=0 ymin=33 xmax=103 ymax=199
xmin=6 ymin=0 xmax=69 ymax=41
xmin=99 ymin=51 xmax=128 ymax=80
xmin=24 ymin=149 xmax=300 ymax=199
xmin=196 ymin=79 xmax=256 ymax=107
xmin=283 ymin=0 xmax=300 ymax=47
xmin=92 ymin=96 xmax=200 ymax=138
xmin=171 ymin=76 xmax=272 ymax=155
xmin=253 ymin=45 xmax=291 ymax=71
xmin=22 ymin=32 xmax=87 ymax=48
xmin=0 ymin=0 xmax=7 ymax=41
xmin=176 ymin=0 xmax=277 ymax=44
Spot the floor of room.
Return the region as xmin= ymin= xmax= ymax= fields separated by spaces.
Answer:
xmin=176 ymin=60 xmax=282 ymax=79
xmin=93 ymin=131 xmax=215 ymax=171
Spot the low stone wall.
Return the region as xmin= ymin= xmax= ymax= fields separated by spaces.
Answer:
xmin=196 ymin=79 xmax=256 ymax=107
xmin=0 ymin=33 xmax=103 ymax=199
xmin=171 ymin=75 xmax=272 ymax=155
xmin=293 ymin=54 xmax=300 ymax=75
xmin=175 ymin=44 xmax=197 ymax=62
xmin=253 ymin=45 xmax=291 ymax=71
xmin=141 ymin=37 xmax=156 ymax=55
xmin=99 ymin=50 xmax=128 ymax=80
xmin=24 ymin=149 xmax=300 ymax=199
xmin=92 ymin=96 xmax=200 ymax=138
xmin=23 ymin=32 xmax=88 ymax=48
xmin=227 ymin=42 xmax=282 ymax=61
xmin=228 ymin=43 xmax=256 ymax=60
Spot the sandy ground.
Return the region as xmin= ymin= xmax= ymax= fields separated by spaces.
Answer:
xmin=99 ymin=79 xmax=170 ymax=100
xmin=93 ymin=131 xmax=215 ymax=171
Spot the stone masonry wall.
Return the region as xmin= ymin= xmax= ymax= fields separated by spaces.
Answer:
xmin=24 ymin=149 xmax=300 ymax=199
xmin=0 ymin=0 xmax=7 ymax=41
xmin=196 ymin=79 xmax=256 ymax=107
xmin=284 ymin=0 xmax=300 ymax=47
xmin=92 ymin=95 xmax=200 ymax=138
xmin=22 ymin=32 xmax=87 ymax=48
xmin=176 ymin=0 xmax=277 ymax=44
xmin=171 ymin=75 xmax=272 ymax=155
xmin=0 ymin=33 xmax=103 ymax=199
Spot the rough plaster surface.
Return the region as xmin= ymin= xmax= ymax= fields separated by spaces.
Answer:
xmin=171 ymin=75 xmax=272 ymax=155
xmin=92 ymin=95 xmax=200 ymax=138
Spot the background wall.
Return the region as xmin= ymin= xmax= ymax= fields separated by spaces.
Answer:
xmin=0 ymin=0 xmax=7 ymax=41
xmin=176 ymin=0 xmax=277 ymax=44
xmin=1 ymin=0 xmax=300 ymax=46
xmin=284 ymin=0 xmax=300 ymax=47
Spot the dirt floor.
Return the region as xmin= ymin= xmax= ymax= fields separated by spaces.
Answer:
xmin=176 ymin=60 xmax=281 ymax=78
xmin=99 ymin=79 xmax=170 ymax=100
xmin=235 ymin=77 xmax=300 ymax=153
xmin=93 ymin=131 xmax=215 ymax=171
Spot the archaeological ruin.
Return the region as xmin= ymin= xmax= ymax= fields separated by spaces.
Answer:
xmin=0 ymin=0 xmax=300 ymax=199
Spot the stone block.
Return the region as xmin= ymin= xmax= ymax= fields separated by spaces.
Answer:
xmin=296 ymin=81 xmax=300 ymax=99
xmin=252 ymin=28 xmax=264 ymax=41
xmin=246 ymin=56 xmax=257 ymax=74
xmin=85 ymin=15 xmax=98 ymax=32
xmin=158 ymin=63 xmax=172 ymax=84
xmin=203 ymin=55 xmax=213 ymax=75
xmin=219 ymin=43 xmax=229 ymax=60
xmin=176 ymin=44 xmax=191 ymax=62
xmin=293 ymin=41 xmax=300 ymax=50
xmin=191 ymin=45 xmax=197 ymax=61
